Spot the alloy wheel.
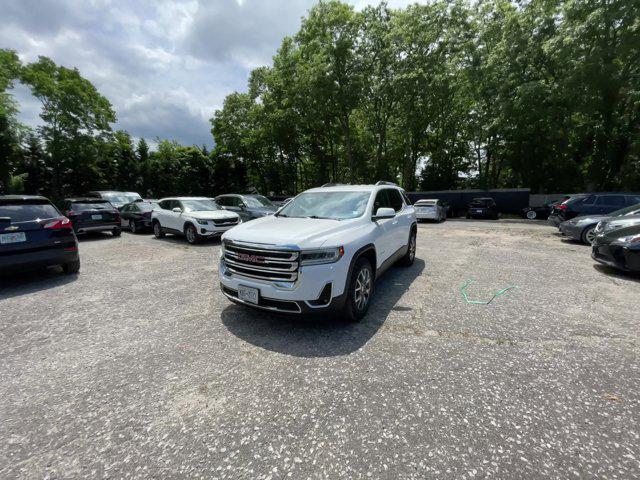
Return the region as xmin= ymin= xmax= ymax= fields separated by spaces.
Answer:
xmin=526 ymin=210 xmax=537 ymax=220
xmin=585 ymin=227 xmax=596 ymax=245
xmin=186 ymin=226 xmax=196 ymax=243
xmin=129 ymin=220 xmax=136 ymax=233
xmin=409 ymin=233 xmax=416 ymax=261
xmin=354 ymin=267 xmax=371 ymax=311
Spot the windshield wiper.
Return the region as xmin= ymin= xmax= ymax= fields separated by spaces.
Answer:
xmin=307 ymin=215 xmax=338 ymax=220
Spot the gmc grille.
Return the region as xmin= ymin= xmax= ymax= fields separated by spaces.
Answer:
xmin=223 ymin=240 xmax=299 ymax=282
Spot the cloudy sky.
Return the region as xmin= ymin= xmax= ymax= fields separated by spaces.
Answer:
xmin=2 ymin=0 xmax=422 ymax=147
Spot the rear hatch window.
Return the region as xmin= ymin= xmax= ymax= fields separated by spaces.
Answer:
xmin=72 ymin=201 xmax=112 ymax=211
xmin=0 ymin=202 xmax=60 ymax=223
xmin=470 ymin=199 xmax=493 ymax=207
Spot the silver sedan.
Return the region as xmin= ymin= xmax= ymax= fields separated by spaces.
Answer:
xmin=559 ymin=203 xmax=640 ymax=245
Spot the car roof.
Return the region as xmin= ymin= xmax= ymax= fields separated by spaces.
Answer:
xmin=415 ymin=199 xmax=437 ymax=202
xmin=66 ymin=197 xmax=110 ymax=202
xmin=0 ymin=195 xmax=50 ymax=202
xmin=305 ymin=184 xmax=402 ymax=193
xmin=158 ymin=197 xmax=211 ymax=201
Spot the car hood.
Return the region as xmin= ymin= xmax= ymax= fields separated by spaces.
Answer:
xmin=188 ymin=210 xmax=239 ymax=220
xmin=251 ymin=206 xmax=278 ymax=214
xmin=567 ymin=214 xmax=609 ymax=224
xmin=222 ymin=216 xmax=361 ymax=249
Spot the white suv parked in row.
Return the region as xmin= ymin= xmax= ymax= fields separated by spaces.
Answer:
xmin=152 ymin=197 xmax=241 ymax=244
xmin=218 ymin=182 xmax=417 ymax=321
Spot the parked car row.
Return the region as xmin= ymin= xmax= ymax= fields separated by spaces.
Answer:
xmin=549 ymin=193 xmax=640 ymax=274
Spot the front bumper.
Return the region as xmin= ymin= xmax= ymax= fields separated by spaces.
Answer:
xmin=592 ymin=243 xmax=640 ymax=272
xmin=558 ymin=222 xmax=583 ymax=240
xmin=0 ymin=245 xmax=79 ymax=274
xmin=218 ymin=256 xmax=350 ymax=314
xmin=197 ymin=223 xmax=239 ymax=237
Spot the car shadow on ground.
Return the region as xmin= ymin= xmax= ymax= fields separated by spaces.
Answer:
xmin=593 ymin=263 xmax=640 ymax=283
xmin=152 ymin=235 xmax=221 ymax=247
xmin=221 ymin=258 xmax=426 ymax=358
xmin=0 ymin=267 xmax=77 ymax=299
xmin=76 ymin=232 xmax=121 ymax=242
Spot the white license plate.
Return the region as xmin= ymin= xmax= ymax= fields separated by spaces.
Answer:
xmin=475 ymin=209 xmax=483 ymax=213
xmin=91 ymin=214 xmax=102 ymax=220
xmin=238 ymin=285 xmax=259 ymax=304
xmin=0 ymin=232 xmax=26 ymax=244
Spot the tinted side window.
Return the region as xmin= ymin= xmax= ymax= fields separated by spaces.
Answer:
xmin=596 ymin=195 xmax=625 ymax=206
xmin=230 ymin=196 xmax=241 ymax=207
xmin=374 ymin=190 xmax=390 ymax=212
xmin=387 ymin=189 xmax=404 ymax=212
xmin=159 ymin=200 xmax=171 ymax=210
xmin=580 ymin=196 xmax=596 ymax=205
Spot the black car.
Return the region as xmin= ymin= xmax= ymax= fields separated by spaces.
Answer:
xmin=214 ymin=194 xmax=278 ymax=222
xmin=466 ymin=198 xmax=500 ymax=219
xmin=549 ymin=193 xmax=640 ymax=226
xmin=0 ymin=195 xmax=80 ymax=275
xmin=522 ymin=197 xmax=570 ymax=220
xmin=119 ymin=200 xmax=157 ymax=233
xmin=592 ymin=224 xmax=640 ymax=273
xmin=62 ymin=198 xmax=121 ymax=236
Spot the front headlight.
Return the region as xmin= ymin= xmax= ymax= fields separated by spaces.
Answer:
xmin=300 ymin=246 xmax=344 ymax=266
xmin=197 ymin=219 xmax=209 ymax=225
xmin=617 ymin=235 xmax=640 ymax=244
xmin=604 ymin=220 xmax=639 ymax=232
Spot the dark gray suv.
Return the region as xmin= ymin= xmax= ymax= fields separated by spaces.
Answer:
xmin=214 ymin=194 xmax=278 ymax=222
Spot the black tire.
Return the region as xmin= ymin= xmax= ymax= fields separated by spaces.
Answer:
xmin=153 ymin=221 xmax=165 ymax=238
xmin=399 ymin=228 xmax=417 ymax=267
xmin=184 ymin=224 xmax=200 ymax=244
xmin=62 ymin=259 xmax=80 ymax=274
xmin=129 ymin=219 xmax=137 ymax=234
xmin=112 ymin=227 xmax=121 ymax=237
xmin=343 ymin=257 xmax=374 ymax=322
xmin=581 ymin=225 xmax=596 ymax=245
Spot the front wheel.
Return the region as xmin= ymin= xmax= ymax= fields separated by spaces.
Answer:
xmin=399 ymin=229 xmax=417 ymax=267
xmin=153 ymin=221 xmax=165 ymax=238
xmin=526 ymin=210 xmax=537 ymax=220
xmin=582 ymin=226 xmax=596 ymax=245
xmin=129 ymin=219 xmax=137 ymax=233
xmin=185 ymin=224 xmax=200 ymax=244
xmin=343 ymin=258 xmax=374 ymax=322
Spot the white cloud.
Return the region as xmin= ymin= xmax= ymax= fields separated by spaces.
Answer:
xmin=1 ymin=0 xmax=422 ymax=147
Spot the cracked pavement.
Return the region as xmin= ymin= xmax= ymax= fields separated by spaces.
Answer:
xmin=1 ymin=219 xmax=638 ymax=479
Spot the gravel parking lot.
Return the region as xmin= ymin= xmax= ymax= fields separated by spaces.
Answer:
xmin=1 ymin=220 xmax=638 ymax=479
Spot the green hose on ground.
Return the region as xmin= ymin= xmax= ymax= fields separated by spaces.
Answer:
xmin=460 ymin=279 xmax=518 ymax=305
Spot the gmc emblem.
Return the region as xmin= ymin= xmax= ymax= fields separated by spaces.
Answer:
xmin=238 ymin=253 xmax=266 ymax=263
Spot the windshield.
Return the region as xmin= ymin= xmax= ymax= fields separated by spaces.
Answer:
xmin=416 ymin=200 xmax=436 ymax=206
xmin=72 ymin=201 xmax=112 ymax=211
xmin=278 ymin=191 xmax=371 ymax=220
xmin=181 ymin=200 xmax=221 ymax=212
xmin=101 ymin=193 xmax=131 ymax=205
xmin=244 ymin=195 xmax=274 ymax=208
xmin=611 ymin=203 xmax=640 ymax=217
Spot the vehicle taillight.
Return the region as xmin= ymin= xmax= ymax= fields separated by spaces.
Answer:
xmin=556 ymin=204 xmax=568 ymax=210
xmin=630 ymin=235 xmax=640 ymax=244
xmin=44 ymin=217 xmax=73 ymax=230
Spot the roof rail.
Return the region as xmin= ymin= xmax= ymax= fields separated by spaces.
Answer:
xmin=321 ymin=183 xmax=344 ymax=187
xmin=375 ymin=181 xmax=399 ymax=187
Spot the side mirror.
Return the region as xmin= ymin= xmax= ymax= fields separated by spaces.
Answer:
xmin=172 ymin=207 xmax=182 ymax=213
xmin=373 ymin=207 xmax=396 ymax=220
xmin=239 ymin=203 xmax=247 ymax=210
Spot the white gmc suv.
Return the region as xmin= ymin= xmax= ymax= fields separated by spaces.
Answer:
xmin=152 ymin=197 xmax=241 ymax=244
xmin=219 ymin=182 xmax=417 ymax=321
